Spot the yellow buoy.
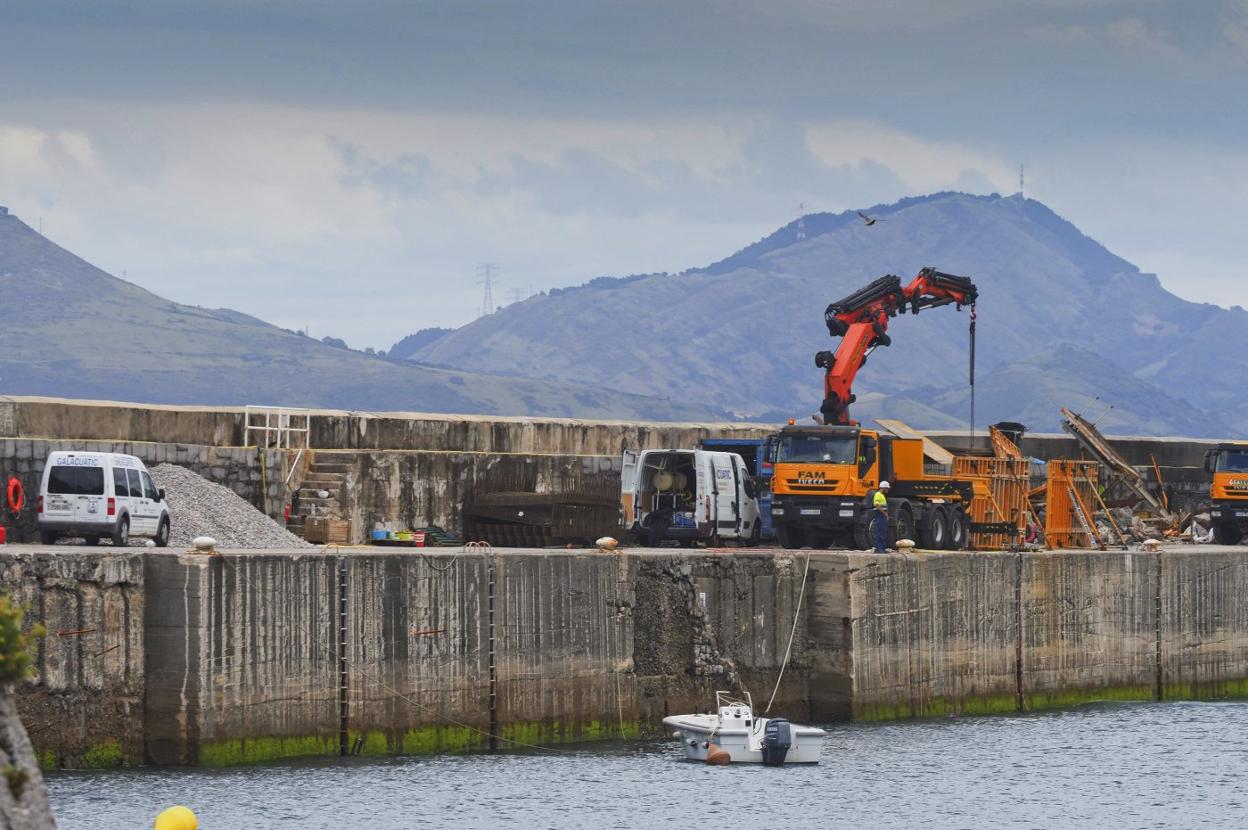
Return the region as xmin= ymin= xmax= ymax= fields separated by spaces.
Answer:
xmin=154 ymin=805 xmax=198 ymax=830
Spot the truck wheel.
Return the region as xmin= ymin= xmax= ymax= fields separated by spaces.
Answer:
xmin=777 ymin=523 xmax=805 ymax=549
xmin=1213 ymin=522 xmax=1244 ymax=546
xmin=39 ymin=530 xmax=58 ymax=545
xmin=853 ymin=521 xmax=871 ymax=550
xmin=111 ymin=516 xmax=130 ymax=547
xmin=947 ymin=508 xmax=969 ymax=549
xmin=919 ymin=506 xmax=948 ymax=550
xmin=893 ymin=503 xmax=916 ymax=547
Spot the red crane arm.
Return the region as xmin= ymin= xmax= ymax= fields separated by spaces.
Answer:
xmin=815 ymin=268 xmax=977 ymax=426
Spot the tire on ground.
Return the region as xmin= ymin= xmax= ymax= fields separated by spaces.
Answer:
xmin=892 ymin=501 xmax=916 ymax=547
xmin=111 ymin=516 xmax=130 ymax=547
xmin=919 ymin=505 xmax=949 ymax=550
xmin=1213 ymin=522 xmax=1244 ymax=546
xmin=777 ymin=522 xmax=805 ymax=549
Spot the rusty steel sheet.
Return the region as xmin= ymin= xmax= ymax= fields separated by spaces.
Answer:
xmin=954 ymin=456 xmax=1030 ymax=550
xmin=1060 ymin=407 xmax=1171 ymax=521
xmin=1045 ymin=459 xmax=1103 ymax=549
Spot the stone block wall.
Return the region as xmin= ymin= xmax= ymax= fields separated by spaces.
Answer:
xmin=0 ymin=550 xmax=145 ymax=768
xmin=0 ymin=439 xmax=291 ymax=542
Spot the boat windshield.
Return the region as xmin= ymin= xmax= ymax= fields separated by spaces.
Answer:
xmin=777 ymin=435 xmax=857 ymax=464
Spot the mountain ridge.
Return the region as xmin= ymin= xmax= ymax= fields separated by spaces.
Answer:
xmin=0 ymin=210 xmax=725 ymax=421
xmin=409 ymin=191 xmax=1243 ymax=436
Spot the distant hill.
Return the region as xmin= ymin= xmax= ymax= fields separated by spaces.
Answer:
xmin=0 ymin=210 xmax=723 ymax=421
xmin=409 ymin=192 xmax=1244 ymax=436
xmin=388 ymin=327 xmax=453 ymax=361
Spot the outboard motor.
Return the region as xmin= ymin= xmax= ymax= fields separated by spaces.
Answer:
xmin=761 ymin=718 xmax=792 ymax=766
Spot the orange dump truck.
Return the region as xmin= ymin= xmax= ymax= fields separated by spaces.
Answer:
xmin=1206 ymin=443 xmax=1248 ymax=544
xmin=770 ymin=423 xmax=1002 ymax=550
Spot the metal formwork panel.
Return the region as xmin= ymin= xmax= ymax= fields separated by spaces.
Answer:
xmin=954 ymin=456 xmax=1030 ymax=550
xmin=1045 ymin=460 xmax=1102 ymax=549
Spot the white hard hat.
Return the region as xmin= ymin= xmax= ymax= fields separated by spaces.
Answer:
xmin=879 ymin=480 xmax=891 ymax=489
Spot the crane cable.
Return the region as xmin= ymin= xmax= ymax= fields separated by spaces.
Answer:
xmin=968 ymin=303 xmax=977 ymax=447
xmin=764 ymin=549 xmax=812 ymax=714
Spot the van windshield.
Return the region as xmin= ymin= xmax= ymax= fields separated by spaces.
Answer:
xmin=47 ymin=466 xmax=105 ymax=495
xmin=776 ymin=435 xmax=857 ymax=464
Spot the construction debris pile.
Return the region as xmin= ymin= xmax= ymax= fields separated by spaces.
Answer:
xmin=150 ymin=464 xmax=312 ymax=550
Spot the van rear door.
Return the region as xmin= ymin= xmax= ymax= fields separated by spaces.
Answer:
xmin=75 ymin=465 xmax=106 ymax=523
xmin=43 ymin=463 xmax=79 ymax=521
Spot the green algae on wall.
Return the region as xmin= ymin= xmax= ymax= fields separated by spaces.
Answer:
xmin=82 ymin=739 xmax=124 ymax=769
xmin=198 ymin=735 xmax=340 ymax=768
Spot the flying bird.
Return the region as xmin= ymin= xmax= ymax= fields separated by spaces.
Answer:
xmin=857 ymin=211 xmax=881 ymax=227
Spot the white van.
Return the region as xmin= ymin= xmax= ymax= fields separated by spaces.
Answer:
xmin=621 ymin=449 xmax=762 ymax=546
xmin=38 ymin=452 xmax=172 ymax=547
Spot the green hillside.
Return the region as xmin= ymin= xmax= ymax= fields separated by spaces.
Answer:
xmin=0 ymin=210 xmax=723 ymax=421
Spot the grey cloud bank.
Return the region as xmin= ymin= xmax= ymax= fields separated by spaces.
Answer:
xmin=1 ymin=0 xmax=1246 ymax=348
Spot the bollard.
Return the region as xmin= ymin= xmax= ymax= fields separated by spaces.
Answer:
xmin=154 ymin=805 xmax=198 ymax=830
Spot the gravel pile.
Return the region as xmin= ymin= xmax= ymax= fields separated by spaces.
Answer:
xmin=150 ymin=463 xmax=312 ymax=549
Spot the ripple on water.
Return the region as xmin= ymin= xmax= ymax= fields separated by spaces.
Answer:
xmin=46 ymin=701 xmax=1248 ymax=829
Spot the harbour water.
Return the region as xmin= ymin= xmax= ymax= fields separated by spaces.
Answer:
xmin=49 ymin=701 xmax=1248 ymax=829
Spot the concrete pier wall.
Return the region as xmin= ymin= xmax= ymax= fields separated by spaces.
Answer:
xmin=0 ymin=551 xmax=145 ymax=768
xmin=8 ymin=545 xmax=1248 ymax=768
xmin=141 ymin=549 xmax=805 ymax=765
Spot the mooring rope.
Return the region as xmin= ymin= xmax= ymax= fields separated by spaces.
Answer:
xmin=764 ymin=549 xmax=812 ymax=714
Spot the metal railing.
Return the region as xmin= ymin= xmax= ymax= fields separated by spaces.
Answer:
xmin=245 ymin=406 xmax=312 ymax=498
xmin=244 ymin=405 xmax=311 ymax=450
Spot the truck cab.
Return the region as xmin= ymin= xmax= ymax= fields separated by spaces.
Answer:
xmin=770 ymin=424 xmax=972 ymax=550
xmin=620 ymin=449 xmax=762 ymax=547
xmin=1205 ymin=443 xmax=1248 ymax=545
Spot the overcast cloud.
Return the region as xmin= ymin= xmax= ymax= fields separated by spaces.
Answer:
xmin=2 ymin=0 xmax=1247 ymax=348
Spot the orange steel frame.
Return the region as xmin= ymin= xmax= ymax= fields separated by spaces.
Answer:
xmin=955 ymin=456 xmax=1030 ymax=550
xmin=1045 ymin=460 xmax=1102 ymax=549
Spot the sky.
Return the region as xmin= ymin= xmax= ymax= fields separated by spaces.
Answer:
xmin=2 ymin=0 xmax=1247 ymax=350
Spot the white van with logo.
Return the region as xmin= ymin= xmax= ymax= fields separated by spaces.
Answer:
xmin=620 ymin=448 xmax=762 ymax=546
xmin=37 ymin=452 xmax=172 ymax=547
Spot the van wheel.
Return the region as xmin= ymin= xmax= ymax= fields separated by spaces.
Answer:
xmin=39 ymin=530 xmax=58 ymax=545
xmin=155 ymin=517 xmax=171 ymax=548
xmin=747 ymin=521 xmax=761 ymax=547
xmin=112 ymin=516 xmax=130 ymax=547
xmin=84 ymin=535 xmax=100 ymax=546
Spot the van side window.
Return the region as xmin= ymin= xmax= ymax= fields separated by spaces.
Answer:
xmin=113 ymin=468 xmax=130 ymax=497
xmin=142 ymin=472 xmax=159 ymax=500
xmin=127 ymin=469 xmax=143 ymax=500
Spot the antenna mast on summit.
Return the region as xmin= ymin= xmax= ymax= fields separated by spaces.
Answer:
xmin=1019 ymin=165 xmax=1025 ymax=197
xmin=796 ymin=202 xmax=806 ymax=241
xmin=477 ymin=263 xmax=500 ymax=318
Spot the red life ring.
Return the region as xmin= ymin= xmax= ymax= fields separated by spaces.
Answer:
xmin=6 ymin=477 xmax=23 ymax=513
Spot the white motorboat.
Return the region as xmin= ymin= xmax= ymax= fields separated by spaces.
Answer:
xmin=662 ymin=691 xmax=827 ymax=765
